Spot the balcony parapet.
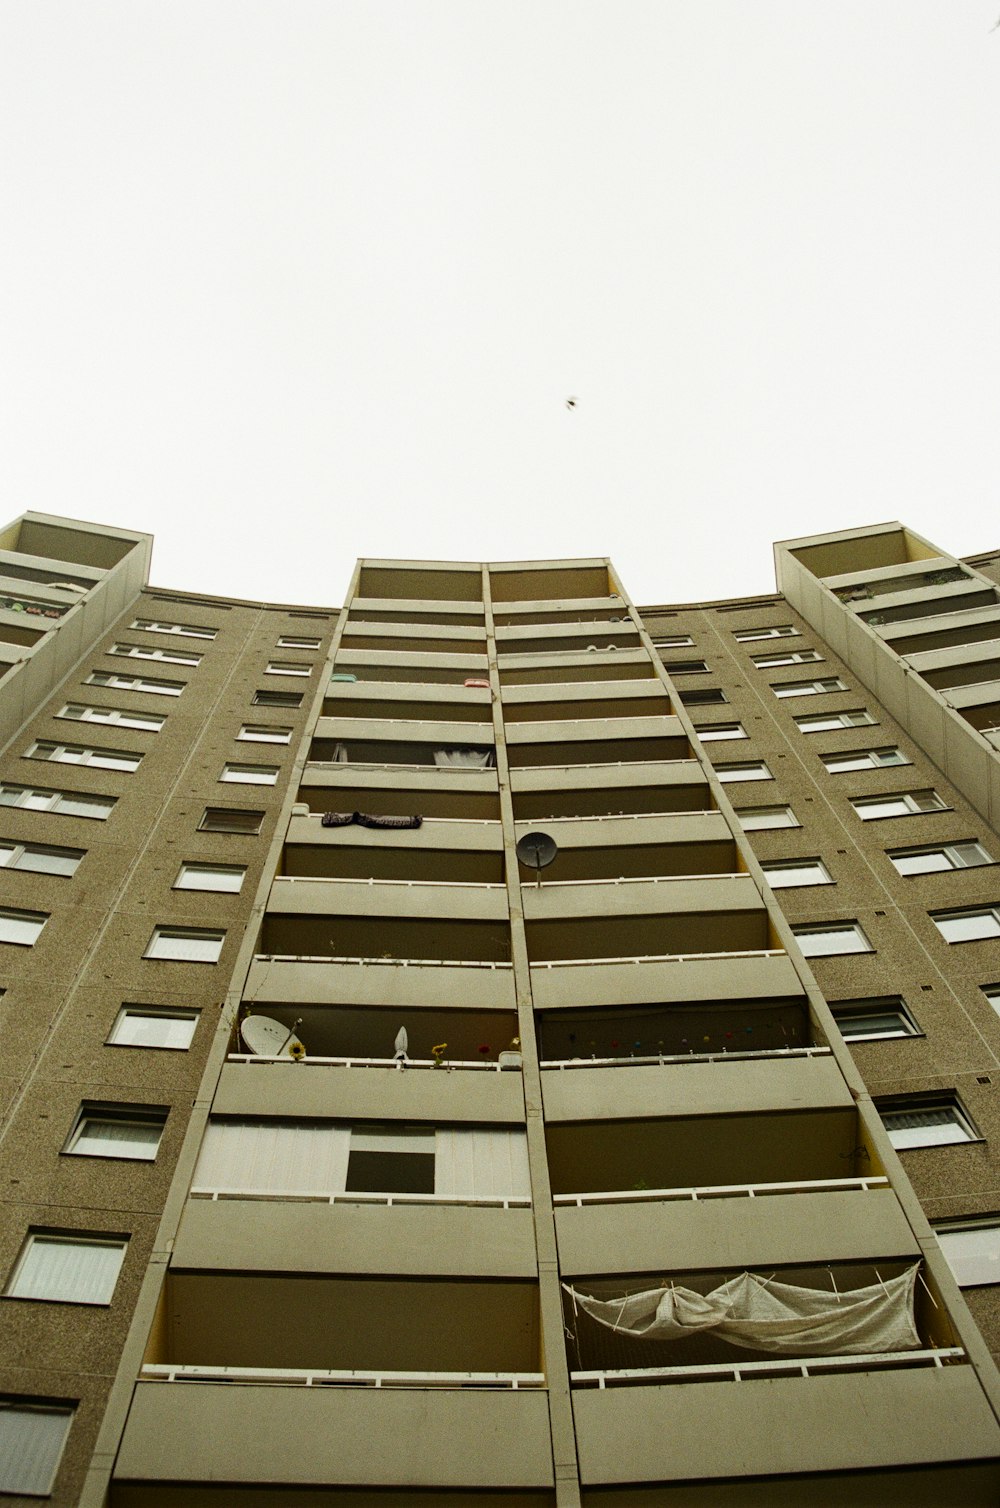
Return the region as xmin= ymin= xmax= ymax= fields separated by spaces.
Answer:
xmin=571 ymin=1348 xmax=963 ymax=1389
xmin=542 ymin=1046 xmax=829 ymax=1071
xmin=140 ymin=1364 xmax=544 ymax=1389
xmin=554 ymin=1176 xmax=888 ymax=1208
xmin=190 ymin=1188 xmax=531 ymax=1210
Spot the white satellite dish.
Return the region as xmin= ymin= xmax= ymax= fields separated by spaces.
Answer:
xmin=241 ymin=1014 xmax=305 ymax=1058
xmin=393 ymin=1026 xmax=409 ymax=1069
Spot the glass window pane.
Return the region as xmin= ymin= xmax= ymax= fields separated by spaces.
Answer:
xmin=146 ymin=929 xmax=225 ymax=962
xmin=935 ymin=1224 xmax=1000 ymax=1286
xmin=54 ymin=794 xmax=115 ymax=818
xmin=763 ymin=861 xmax=831 ymax=888
xmin=0 ymin=910 xmax=46 ymax=945
xmin=0 ymin=1403 xmax=74 ymax=1495
xmin=108 ymin=1009 xmax=198 ymax=1049
xmin=175 ymin=864 xmax=245 ymax=893
xmin=7 ymin=1235 xmax=126 ymax=1304
xmin=891 ymin=849 xmax=950 ymax=875
xmin=795 ymin=924 xmax=870 ymax=957
xmin=739 ymin=806 xmax=798 ymax=830
xmin=71 ymin=1116 xmax=163 ymax=1159
xmin=221 ymin=765 xmax=278 ymax=785
xmin=934 ymin=911 xmax=1000 ymax=943
xmin=17 ymin=847 xmax=82 ymax=876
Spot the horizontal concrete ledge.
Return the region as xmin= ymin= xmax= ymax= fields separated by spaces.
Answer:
xmin=244 ymin=956 xmax=518 ymax=1009
xmin=114 ymin=1380 xmax=556 ymax=1488
xmin=214 ymin=1057 xmax=526 ymax=1123
xmin=529 ymin=950 xmax=802 ymax=1009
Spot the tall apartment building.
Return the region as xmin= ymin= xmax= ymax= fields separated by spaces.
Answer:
xmin=1 ymin=513 xmax=1000 ymax=1506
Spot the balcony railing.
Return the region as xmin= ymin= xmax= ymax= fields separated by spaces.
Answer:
xmin=254 ymin=953 xmax=513 ymax=970
xmin=554 ymin=1175 xmax=889 ymax=1207
xmin=142 ymin=1364 xmax=544 ymax=1390
xmin=532 ymin=948 xmax=786 ymax=969
xmin=570 ymin=1348 xmax=963 ymax=1388
xmin=190 ymin=1187 xmax=531 ymax=1210
xmin=537 ymin=872 xmax=748 ymax=890
xmin=541 ymin=1046 xmax=831 ymax=1071
xmin=226 ymin=1052 xmax=521 ymax=1072
xmin=274 ymin=876 xmax=505 ymax=891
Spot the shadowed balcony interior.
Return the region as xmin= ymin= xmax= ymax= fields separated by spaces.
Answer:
xmin=959 ymin=702 xmax=1000 ymax=733
xmin=506 ymin=735 xmax=690 ymax=769
xmin=309 ymin=738 xmax=496 ymax=767
xmin=496 ymin=630 xmax=641 ymax=657
xmin=324 ymin=694 xmax=491 ymax=724
xmin=525 ymin=907 xmax=770 ymax=963
xmin=488 ymin=565 xmax=612 ymax=601
xmin=500 ymin=658 xmax=655 ymax=685
xmin=356 ymin=565 xmax=483 ymax=601
xmin=514 ymin=836 xmax=735 ymax=883
xmin=297 ymin=781 xmax=500 ymax=821
xmin=330 ymin=659 xmax=490 ymax=685
xmin=501 ymin=692 xmax=673 ymax=722
xmin=259 ymin=913 xmax=511 ymax=963
xmin=145 ymin=1274 xmax=540 ymax=1372
xmin=545 ymin=1107 xmax=864 ymax=1196
xmin=859 ymin=587 xmax=998 ymax=626
xmin=347 ymin=604 xmax=486 ymax=627
xmin=279 ymin=840 xmax=505 ymax=885
xmin=561 ymin=1260 xmax=944 ymax=1375
xmin=885 ymin=614 xmax=1000 ymax=656
xmin=921 ymin=657 xmax=1000 ymax=692
xmin=537 ymin=998 xmax=814 ymax=1063
xmin=493 ymin=605 xmax=629 ymax=626
xmin=512 ymin=782 xmax=711 ymax=821
xmin=340 ymin=631 xmax=486 ymax=654
xmin=229 ymin=1004 xmax=521 ymax=1063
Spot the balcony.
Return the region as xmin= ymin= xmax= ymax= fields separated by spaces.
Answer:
xmin=499 ymin=649 xmax=653 ymax=684
xmin=493 ymin=594 xmax=631 ymax=626
xmin=511 ymin=759 xmax=710 ymax=820
xmin=883 ymin=603 xmax=1000 ymax=656
xmin=356 ymin=562 xmax=484 ymax=601
xmin=340 ymin=622 xmax=488 ymax=655
xmin=244 ymin=952 xmax=516 ymax=1010
xmin=333 ymin=647 xmax=490 ymax=683
xmin=537 ymin=995 xmax=813 ymax=1063
xmin=347 ymin=595 xmax=486 ymax=628
xmin=298 ymin=763 xmax=500 ymax=821
xmin=505 ymin=715 xmax=688 ymax=768
xmin=488 ymin=560 xmax=612 ymax=601
xmin=282 ymin=812 xmax=504 ymax=884
xmin=313 ymin=713 xmax=495 ymax=757
xmin=501 ymin=678 xmax=670 ymax=722
xmin=227 ymin=1000 xmax=520 ymax=1067
xmin=324 ymin=682 xmax=492 ymax=724
xmin=260 ymin=902 xmax=510 ymax=966
xmin=530 ymin=947 xmax=799 ymax=1011
xmin=513 ymin=811 xmax=733 ymax=876
xmin=495 ymin=622 xmax=640 ymax=657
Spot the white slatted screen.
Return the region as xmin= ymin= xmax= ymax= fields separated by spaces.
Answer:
xmin=0 ymin=1404 xmax=74 ymax=1494
xmin=434 ymin=1129 xmax=530 ymax=1197
xmin=193 ymin=1119 xmax=351 ymax=1195
xmin=8 ymin=1235 xmax=126 ymax=1304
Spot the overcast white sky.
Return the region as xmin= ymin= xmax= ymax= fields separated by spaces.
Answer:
xmin=1 ymin=3 xmax=999 ymax=608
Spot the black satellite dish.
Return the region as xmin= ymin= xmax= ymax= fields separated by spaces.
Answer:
xmin=516 ymin=831 xmax=559 ymax=887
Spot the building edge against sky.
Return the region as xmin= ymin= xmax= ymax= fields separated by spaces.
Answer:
xmin=0 ymin=511 xmax=997 ymax=1504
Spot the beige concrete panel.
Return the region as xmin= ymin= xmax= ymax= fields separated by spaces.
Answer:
xmin=529 ymin=952 xmax=801 ymax=1010
xmin=514 ymin=812 xmax=731 ymax=850
xmin=541 ymin=1055 xmax=852 ymax=1124
xmin=555 ymin=1188 xmax=918 ymax=1275
xmin=326 ymin=679 xmax=492 ymax=711
xmin=822 ymin=554 xmax=953 ymax=590
xmin=946 ymin=677 xmax=1000 ymax=708
xmin=299 ymin=765 xmax=497 ymax=796
xmin=172 ymin=1199 xmax=539 ymax=1277
xmin=213 ymin=1060 xmax=526 ymax=1122
xmin=114 ymin=1381 xmax=555 ymax=1488
xmin=316 ymin=715 xmax=494 ymax=745
xmin=495 ymin=594 xmax=622 ymax=617
xmin=909 ymin=640 xmax=1000 ymax=676
xmin=265 ymin=875 xmax=509 ymax=922
xmin=506 ymin=715 xmax=683 ymax=745
xmin=578 ymin=1464 xmax=1000 ymax=1508
xmin=498 ymin=649 xmax=645 ymax=673
xmin=335 ymin=647 xmax=489 ymax=670
xmin=244 ymin=956 xmax=518 ymax=1010
xmin=503 ymin=678 xmax=666 ymax=707
xmin=511 ymin=762 xmax=706 ymax=796
xmin=522 ymin=874 xmax=760 ymax=923
xmin=341 ymin=621 xmax=487 ymax=645
xmin=571 ymin=1366 xmax=1000 ymax=1483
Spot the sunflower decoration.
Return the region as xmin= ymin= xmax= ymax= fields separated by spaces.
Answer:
xmin=289 ymin=1040 xmax=306 ymax=1062
xmin=431 ymin=1042 xmax=448 ymax=1069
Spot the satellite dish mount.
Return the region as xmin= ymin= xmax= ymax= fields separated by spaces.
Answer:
xmin=516 ymin=831 xmax=559 ymax=889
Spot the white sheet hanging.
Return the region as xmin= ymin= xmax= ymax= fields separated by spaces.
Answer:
xmin=434 ymin=1128 xmax=530 ymax=1198
xmin=192 ymin=1118 xmax=351 ymax=1197
xmin=433 ymin=748 xmax=494 ymax=768
xmin=564 ymin=1265 xmax=920 ymax=1355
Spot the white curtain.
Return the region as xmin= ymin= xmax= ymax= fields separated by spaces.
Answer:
xmin=433 ymin=749 xmax=494 ymax=768
xmin=331 ymin=742 xmax=349 ymax=763
xmin=12 ymin=1236 xmax=125 ymax=1305
xmin=434 ymin=1129 xmax=530 ymax=1197
xmin=192 ymin=1119 xmax=351 ymax=1196
xmin=565 ymin=1265 xmax=920 ymax=1356
xmin=0 ymin=1406 xmax=74 ymax=1496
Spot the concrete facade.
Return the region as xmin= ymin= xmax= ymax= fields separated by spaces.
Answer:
xmin=0 ymin=518 xmax=998 ymax=1505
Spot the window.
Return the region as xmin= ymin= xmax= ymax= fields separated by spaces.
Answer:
xmin=773 ymin=678 xmax=848 ymax=699
xmin=87 ymin=671 xmax=184 ymax=697
xmin=5 ymin=1232 xmax=127 ymax=1305
xmin=66 ymin=1105 xmax=167 ymax=1160
xmin=131 ymin=618 xmax=216 ymax=639
xmin=59 ymin=703 xmax=165 ymax=732
xmin=734 ymin=625 xmax=800 ymax=643
xmin=0 ymin=1401 xmax=74 ymax=1496
xmin=107 ymin=1007 xmax=199 ymax=1050
xmin=27 ymin=742 xmax=141 ymax=772
xmin=693 ymin=722 xmax=747 ymax=742
xmin=266 ymin=661 xmax=311 ymax=677
xmin=889 ymin=841 xmax=992 ymax=876
xmin=932 ymin=907 xmax=1000 ymax=944
xmin=174 ymin=862 xmax=246 ymax=894
xmin=651 ymin=634 xmax=694 ymax=648
xmin=751 ymin=649 xmax=822 ymax=668
xmin=145 ymin=927 xmax=225 ymax=963
xmin=199 ymin=806 xmax=264 ymax=835
xmin=677 ymin=688 xmax=727 ymax=705
xmin=795 ymin=710 xmax=876 ymax=733
xmin=831 ymin=996 xmax=920 ymax=1040
xmin=738 ymin=804 xmax=799 ymax=831
xmin=879 ymin=1095 xmax=978 ymax=1149
xmin=934 ymin=1219 xmax=1000 ymax=1287
xmin=238 ymin=724 xmax=292 ymax=744
xmin=253 ymin=688 xmax=303 ymax=708
xmin=661 ymin=659 xmax=709 ymax=675
xmin=852 ymin=790 xmax=947 ymax=821
xmin=0 ymin=842 xmax=83 ymax=877
xmin=220 ymin=763 xmax=279 ymax=786
xmin=277 ymin=635 xmax=321 ymax=649
xmin=820 ymin=746 xmax=908 ymax=773
xmin=761 ymin=858 xmax=833 ymax=888
xmin=0 ymin=784 xmax=115 ymax=820
xmin=0 ymin=909 xmax=47 ymax=946
xmin=793 ymin=921 xmax=873 ymax=957
xmin=982 ymin=984 xmax=1000 ymax=1018
xmin=109 ymin=642 xmax=202 ymax=667
xmin=716 ymin=761 xmax=772 ymax=783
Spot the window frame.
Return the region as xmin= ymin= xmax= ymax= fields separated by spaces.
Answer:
xmin=237 ymin=724 xmax=292 ymax=745
xmin=173 ymin=862 xmax=246 ymax=894
xmin=751 ymin=649 xmax=822 ymax=668
xmin=199 ymin=806 xmax=265 ymax=835
xmin=58 ymin=703 xmax=165 ymax=733
xmin=0 ymin=908 xmax=47 ymax=946
xmin=86 ymin=671 xmax=185 ymax=697
xmin=933 ymin=1217 xmax=1000 ymax=1287
xmin=715 ymin=760 xmax=773 ymax=783
xmin=737 ymin=804 xmax=800 ymax=831
xmin=830 ymin=995 xmax=921 ymax=1041
xmin=879 ymin=1094 xmax=981 ymax=1150
xmin=792 ymin=920 xmax=874 ymax=957
xmin=276 ymin=634 xmax=321 ymax=650
xmin=931 ymin=907 xmax=1000 ymax=944
xmin=265 ymin=660 xmax=312 ymax=677
xmin=0 ymin=841 xmax=84 ymax=877
xmin=5 ymin=1231 xmax=128 ymax=1306
xmin=851 ymin=790 xmax=947 ymax=821
xmin=220 ymin=763 xmax=279 ymax=787
xmin=820 ymin=746 xmax=909 ymax=774
xmin=761 ymin=858 xmax=833 ymax=889
xmin=0 ymin=783 xmax=116 ymax=820
xmin=772 ymin=677 xmax=848 ymax=699
xmin=144 ymin=927 xmax=226 ymax=964
xmin=794 ymin=709 xmax=877 ymax=734
xmin=888 ymin=841 xmax=993 ymax=876
xmin=253 ymin=688 xmax=304 ymax=708
xmin=64 ymin=1104 xmax=167 ymax=1161
xmin=0 ymin=1400 xmax=75 ymax=1496
xmin=733 ymin=625 xmax=800 ymax=643
xmin=693 ymin=722 xmax=747 ymax=742
xmin=651 ymin=634 xmax=695 ymax=648
xmin=130 ymin=618 xmax=217 ymax=640
xmin=109 ymin=641 xmax=202 ymax=668
xmin=26 ymin=741 xmax=142 ymax=773
xmin=107 ymin=1007 xmax=199 ymax=1051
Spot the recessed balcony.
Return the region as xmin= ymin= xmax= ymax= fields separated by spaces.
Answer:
xmin=244 ymin=952 xmax=516 ymax=1011
xmin=493 ymin=594 xmax=631 ymax=626
xmin=499 ymin=651 xmax=653 ymax=684
xmin=496 ymin=623 xmax=640 ymax=657
xmin=312 ymin=714 xmax=495 ymax=763
xmin=501 ymin=679 xmax=671 ymax=721
xmin=227 ymin=1002 xmax=520 ymax=1068
xmin=883 ymin=604 xmax=1000 ymax=655
xmin=505 ymin=716 xmax=688 ymax=768
xmin=333 ymin=647 xmax=490 ymax=683
xmin=324 ymin=683 xmax=492 ymax=723
xmin=513 ymin=813 xmax=735 ymax=881
xmin=488 ymin=561 xmax=612 ymax=601
xmin=281 ymin=817 xmax=504 ymax=884
xmin=341 ymin=622 xmax=488 ymax=655
xmin=511 ymin=760 xmax=710 ymax=820
xmin=356 ymin=562 xmax=484 ymax=601
xmin=347 ymin=596 xmax=486 ymax=628
xmin=297 ymin=765 xmax=500 ymax=821
xmin=260 ymin=899 xmax=510 ymax=966
xmin=537 ymin=997 xmax=812 ymax=1063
